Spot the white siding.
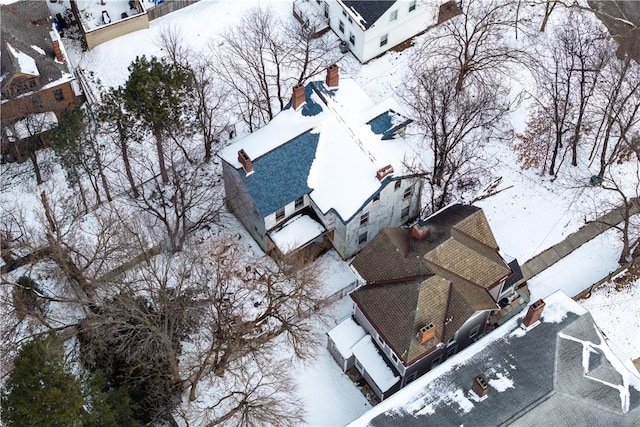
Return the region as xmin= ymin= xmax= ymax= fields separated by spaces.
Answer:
xmin=310 ymin=0 xmax=439 ymax=63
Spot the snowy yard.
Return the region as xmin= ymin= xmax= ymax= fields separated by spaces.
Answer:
xmin=2 ymin=0 xmax=640 ymax=425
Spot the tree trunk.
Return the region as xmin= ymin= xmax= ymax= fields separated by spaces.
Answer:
xmin=155 ymin=131 xmax=169 ymax=184
xmin=30 ymin=151 xmax=43 ymax=185
xmin=120 ymin=138 xmax=139 ymax=198
xmin=540 ymin=0 xmax=556 ymax=32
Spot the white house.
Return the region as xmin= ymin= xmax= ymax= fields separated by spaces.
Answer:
xmin=302 ymin=0 xmax=442 ymax=63
xmin=218 ymin=65 xmax=424 ymax=260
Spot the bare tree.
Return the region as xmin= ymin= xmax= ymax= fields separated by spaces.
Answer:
xmin=157 ymin=26 xmax=229 ymax=163
xmin=182 ymin=239 xmax=324 ymax=402
xmin=402 ymin=63 xmax=510 ymax=212
xmin=585 ymin=163 xmax=640 ymax=264
xmin=421 ymin=0 xmax=529 ymax=92
xmin=129 ymin=157 xmax=225 ymax=253
xmin=75 ymin=238 xmax=324 ymax=424
xmin=589 ymin=55 xmax=640 ymax=179
xmin=210 ymin=6 xmax=338 ymax=130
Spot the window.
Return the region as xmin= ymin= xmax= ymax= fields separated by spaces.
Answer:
xmin=380 ymin=33 xmax=388 ymax=47
xmin=295 ymin=197 xmax=304 ymax=209
xmin=469 ymin=324 xmax=481 ymax=339
xmin=32 ymin=96 xmax=43 ymax=108
xmin=339 ymin=20 xmax=344 ymax=33
xmin=394 ymin=181 xmax=402 ymax=191
xmin=28 ymin=79 xmax=36 ymax=89
xmin=391 ymin=353 xmax=398 ymax=363
xmin=360 ymin=212 xmax=369 ymax=226
xmin=358 ymin=231 xmax=367 ymax=245
xmin=401 ymin=206 xmax=410 ymax=219
xmin=409 ymin=0 xmax=417 ymax=12
xmin=349 ymin=32 xmax=355 ymax=45
xmin=390 ymin=10 xmax=398 ymax=21
xmin=376 ymin=334 xmax=384 ymax=347
xmin=53 ymin=88 xmax=64 ymax=101
xmin=355 ymin=359 xmax=364 ymax=373
xmin=348 ymin=17 xmax=352 ymax=24
xmin=275 ymin=208 xmax=285 ymax=222
xmin=373 ymin=193 xmax=380 ymax=203
xmin=342 ymin=10 xmax=347 ymax=17
xmin=403 ymin=187 xmax=412 ymax=200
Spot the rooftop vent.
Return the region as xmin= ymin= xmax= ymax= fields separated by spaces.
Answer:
xmin=418 ymin=323 xmax=436 ymax=344
xmin=523 ymin=299 xmax=545 ymax=329
xmin=471 ymin=375 xmax=489 ymax=400
xmin=237 ymin=149 xmax=253 ymax=174
xmin=326 ymin=63 xmax=339 ymax=88
xmin=376 ymin=164 xmax=394 ymax=181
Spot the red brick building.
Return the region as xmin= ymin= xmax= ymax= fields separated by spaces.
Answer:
xmin=1 ymin=0 xmax=82 ymax=161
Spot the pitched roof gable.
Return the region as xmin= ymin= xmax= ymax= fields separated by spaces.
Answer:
xmin=350 ymin=204 xmax=512 ymax=365
xmin=1 ymin=0 xmax=69 ymax=90
xmin=351 ymin=276 xmax=453 ymax=365
xmin=342 ymin=1 xmax=397 ymax=29
xmin=351 ymin=291 xmax=640 ymax=427
xmin=243 ymin=130 xmax=318 ymax=217
xmin=219 ymin=75 xmax=416 ymax=222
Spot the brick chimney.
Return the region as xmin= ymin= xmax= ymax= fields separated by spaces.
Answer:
xmin=237 ymin=149 xmax=253 ymax=174
xmin=375 ymin=164 xmax=394 ymax=181
xmin=326 ymin=64 xmax=339 ymax=88
xmin=411 ymin=221 xmax=429 ymax=240
xmin=523 ymin=299 xmax=545 ymax=328
xmin=471 ymin=375 xmax=489 ymax=400
xmin=292 ymin=84 xmax=305 ymax=110
xmin=418 ymin=323 xmax=436 ymax=344
xmin=50 ymin=31 xmax=64 ymax=63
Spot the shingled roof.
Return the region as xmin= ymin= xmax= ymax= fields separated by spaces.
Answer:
xmin=350 ymin=291 xmax=640 ymax=427
xmin=350 ymin=204 xmax=513 ymax=366
xmin=1 ymin=0 xmax=70 ymax=95
xmin=342 ymin=1 xmax=396 ymax=29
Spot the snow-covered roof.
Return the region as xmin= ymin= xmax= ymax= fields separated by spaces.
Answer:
xmin=4 ymin=111 xmax=58 ymax=141
xmin=6 ymin=43 xmax=39 ymax=76
xmin=327 ymin=316 xmax=367 ymax=359
xmin=351 ymin=335 xmax=400 ymax=393
xmin=268 ymin=214 xmax=325 ymax=255
xmin=219 ymin=77 xmax=416 ymax=221
xmin=348 ymin=290 xmax=640 ymax=426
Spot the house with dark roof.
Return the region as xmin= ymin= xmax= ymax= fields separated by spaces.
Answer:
xmin=298 ymin=0 xmax=444 ymax=62
xmin=327 ymin=204 xmax=527 ymax=401
xmin=1 ymin=0 xmax=82 ymax=162
xmin=348 ymin=290 xmax=640 ymax=426
xmin=218 ymin=65 xmax=423 ymax=261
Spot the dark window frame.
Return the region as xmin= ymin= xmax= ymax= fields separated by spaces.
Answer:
xmin=358 ymin=231 xmax=367 ymax=245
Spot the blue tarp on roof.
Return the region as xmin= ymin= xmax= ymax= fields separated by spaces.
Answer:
xmin=244 ymin=130 xmax=319 ymax=217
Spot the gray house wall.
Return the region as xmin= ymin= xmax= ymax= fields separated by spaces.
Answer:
xmin=354 ymin=302 xmax=494 ymax=395
xmin=402 ymin=310 xmax=491 ymax=388
xmin=221 ymin=161 xmax=266 ymax=250
xmin=330 ymin=177 xmax=422 ymax=259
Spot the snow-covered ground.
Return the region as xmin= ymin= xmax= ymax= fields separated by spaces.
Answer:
xmin=2 ymin=0 xmax=639 ymax=425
